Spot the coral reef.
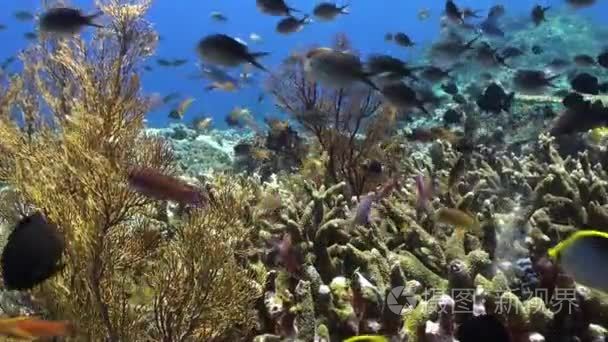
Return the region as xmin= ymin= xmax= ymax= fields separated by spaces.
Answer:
xmin=0 ymin=3 xmax=608 ymax=342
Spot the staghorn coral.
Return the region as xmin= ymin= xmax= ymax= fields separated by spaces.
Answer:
xmin=0 ymin=1 xmax=260 ymax=341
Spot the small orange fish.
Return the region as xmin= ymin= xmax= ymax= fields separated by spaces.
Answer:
xmin=127 ymin=167 xmax=207 ymax=207
xmin=0 ymin=317 xmax=73 ymax=340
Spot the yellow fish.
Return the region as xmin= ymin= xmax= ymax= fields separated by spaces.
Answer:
xmin=436 ymin=208 xmax=481 ymax=235
xmin=588 ymin=126 xmax=608 ymax=144
xmin=548 ymin=230 xmax=608 ymax=292
xmin=0 ymin=316 xmax=73 ymax=340
xmin=343 ymin=335 xmax=389 ymax=342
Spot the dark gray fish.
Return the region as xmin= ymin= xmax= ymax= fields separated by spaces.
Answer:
xmin=171 ymin=59 xmax=188 ymax=67
xmin=381 ymin=82 xmax=429 ymax=114
xmin=566 ymin=0 xmax=597 ymax=8
xmin=14 ymin=10 xmax=34 ymax=21
xmin=501 ymin=47 xmax=524 ymax=59
xmin=477 ymin=83 xmax=514 ymax=113
xmin=462 ymin=8 xmax=483 ymax=19
xmin=366 ymin=54 xmax=420 ymax=81
xmin=0 ymin=24 xmax=7 ymax=30
xmin=598 ymin=51 xmax=608 ymax=68
xmin=488 ymin=5 xmax=506 ymax=19
xmin=474 ymin=42 xmax=509 ymax=68
xmin=551 ymin=93 xmax=608 ymax=136
xmin=531 ymin=5 xmax=550 ymax=26
xmin=162 ymin=92 xmax=181 ymax=104
xmin=452 ymin=94 xmax=467 ymax=104
xmin=394 ymin=32 xmax=415 ymax=47
xmin=304 ymin=47 xmax=379 ymax=90
xmin=313 ymin=3 xmax=348 ymax=21
xmin=570 ymin=72 xmax=600 ymax=95
xmin=276 ymin=15 xmax=309 ymax=34
xmin=531 ymin=45 xmax=543 ymax=55
xmin=429 ymin=34 xmax=481 ymax=62
xmin=479 ymin=17 xmax=505 ymax=37
xmin=210 ymin=11 xmax=228 ymax=22
xmin=573 ymin=54 xmax=597 ymax=67
xmin=445 ymin=0 xmax=464 ymax=24
xmin=419 ymin=66 xmax=452 ymax=83
xmin=39 ymin=7 xmax=103 ymax=34
xmin=24 ymin=32 xmax=37 ymax=41
xmin=256 ymin=0 xmax=298 ymax=16
xmin=513 ymin=69 xmax=559 ymax=94
xmin=1 ymin=212 xmax=65 ymax=290
xmin=444 ymin=108 xmax=463 ymax=124
xmin=441 ymin=81 xmax=459 ymax=95
xmin=157 ymin=58 xmax=172 ymax=67
xmin=547 ymin=58 xmax=572 ymax=72
xmin=197 ymin=34 xmax=269 ymax=71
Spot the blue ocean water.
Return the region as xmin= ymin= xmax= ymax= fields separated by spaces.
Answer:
xmin=0 ymin=0 xmax=606 ymax=128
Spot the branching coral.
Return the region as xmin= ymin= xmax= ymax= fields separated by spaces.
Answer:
xmin=0 ymin=0 xmax=260 ymax=340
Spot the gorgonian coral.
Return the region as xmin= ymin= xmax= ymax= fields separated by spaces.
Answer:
xmin=0 ymin=0 xmax=260 ymax=340
xmin=267 ymin=34 xmax=396 ymax=197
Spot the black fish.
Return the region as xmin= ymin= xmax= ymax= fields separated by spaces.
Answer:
xmin=381 ymin=82 xmax=429 ymax=114
xmin=444 ymin=108 xmax=463 ymax=124
xmin=477 ymin=83 xmax=514 ymax=113
xmin=479 ymin=17 xmax=505 ymax=37
xmin=531 ymin=45 xmax=543 ymax=55
xmin=366 ymin=54 xmax=420 ymax=81
xmin=531 ymin=5 xmax=550 ymax=26
xmin=547 ymin=58 xmax=571 ymax=72
xmin=1 ymin=212 xmax=65 ymax=290
xmin=552 ymin=94 xmax=608 ymax=136
xmin=501 ymin=47 xmax=524 ymax=59
xmin=573 ymin=54 xmax=597 ymax=67
xmin=394 ymin=32 xmax=415 ymax=47
xmin=445 ymin=0 xmax=464 ymax=24
xmin=420 ymin=66 xmax=452 ymax=83
xmin=597 ymin=51 xmax=608 ymax=68
xmin=570 ymin=72 xmax=600 ymax=95
xmin=513 ymin=69 xmax=559 ymax=94
xmin=441 ymin=82 xmax=459 ymax=95
xmin=457 ymin=315 xmax=510 ymax=342
xmin=39 ymin=7 xmax=103 ymax=34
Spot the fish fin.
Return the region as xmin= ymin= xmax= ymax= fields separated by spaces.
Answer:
xmin=287 ymin=7 xmax=301 ymax=14
xmin=247 ymin=52 xmax=270 ymax=72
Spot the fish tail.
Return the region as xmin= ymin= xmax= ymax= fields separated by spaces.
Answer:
xmin=340 ymin=5 xmax=350 ymax=14
xmin=85 ymin=11 xmax=104 ymax=28
xmin=418 ymin=103 xmax=430 ymax=115
xmin=287 ymin=7 xmax=301 ymax=14
xmin=361 ymin=74 xmax=380 ymax=91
